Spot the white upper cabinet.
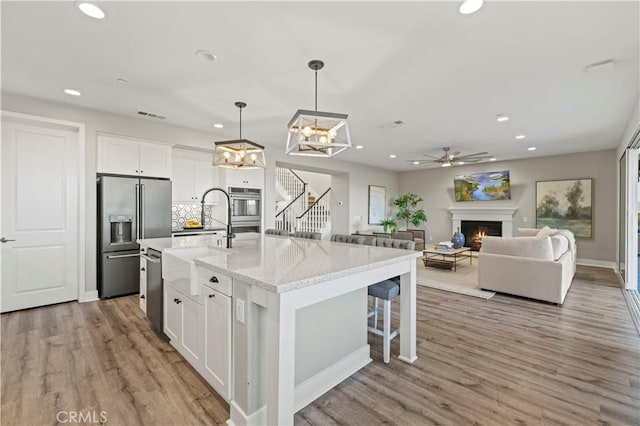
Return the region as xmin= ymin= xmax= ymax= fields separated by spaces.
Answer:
xmin=222 ymin=168 xmax=264 ymax=189
xmin=97 ymin=135 xmax=172 ymax=178
xmin=171 ymin=149 xmax=218 ymax=203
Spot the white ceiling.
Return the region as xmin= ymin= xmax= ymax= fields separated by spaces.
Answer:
xmin=2 ymin=1 xmax=638 ymax=171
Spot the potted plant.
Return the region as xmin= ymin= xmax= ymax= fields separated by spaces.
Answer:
xmin=379 ymin=218 xmax=398 ymax=233
xmin=393 ymin=193 xmax=427 ymax=229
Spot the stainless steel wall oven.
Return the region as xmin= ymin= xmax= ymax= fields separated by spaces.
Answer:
xmin=229 ymin=187 xmax=261 ymax=233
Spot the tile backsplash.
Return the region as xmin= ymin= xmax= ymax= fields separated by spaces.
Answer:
xmin=172 ymin=203 xmax=214 ymax=230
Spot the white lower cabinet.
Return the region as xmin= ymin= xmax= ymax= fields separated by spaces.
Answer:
xmin=164 ymin=283 xmax=203 ymax=368
xmin=163 ymin=270 xmax=232 ymax=402
xmin=201 ymin=284 xmax=232 ymax=401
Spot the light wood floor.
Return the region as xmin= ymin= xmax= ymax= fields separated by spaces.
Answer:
xmin=2 ymin=266 xmax=638 ymax=425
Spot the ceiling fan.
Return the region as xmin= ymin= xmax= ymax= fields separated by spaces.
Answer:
xmin=408 ymin=147 xmax=494 ymax=167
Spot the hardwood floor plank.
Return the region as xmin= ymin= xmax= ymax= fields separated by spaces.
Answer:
xmin=1 ymin=265 xmax=638 ymax=425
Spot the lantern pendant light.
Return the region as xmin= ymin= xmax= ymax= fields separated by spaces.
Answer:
xmin=286 ymin=60 xmax=352 ymax=157
xmin=213 ymin=101 xmax=266 ymax=169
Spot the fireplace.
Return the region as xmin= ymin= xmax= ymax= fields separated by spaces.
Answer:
xmin=461 ymin=220 xmax=502 ymax=251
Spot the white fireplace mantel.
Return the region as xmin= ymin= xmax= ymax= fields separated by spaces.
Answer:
xmin=448 ymin=207 xmax=518 ymax=237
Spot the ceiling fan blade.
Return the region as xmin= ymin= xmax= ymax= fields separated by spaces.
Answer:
xmin=422 ymin=154 xmax=443 ymax=160
xmin=406 ymin=159 xmax=436 ymax=164
xmin=457 ymin=151 xmax=489 ymax=159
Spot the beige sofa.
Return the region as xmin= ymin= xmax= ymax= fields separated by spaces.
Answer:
xmin=478 ymin=228 xmax=577 ymax=304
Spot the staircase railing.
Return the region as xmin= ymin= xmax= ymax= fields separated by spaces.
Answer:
xmin=296 ymin=188 xmax=331 ymax=233
xmin=275 ymin=168 xmax=307 ymax=233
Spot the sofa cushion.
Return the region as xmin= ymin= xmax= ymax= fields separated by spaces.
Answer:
xmin=481 ymin=236 xmax=554 ymax=261
xmin=549 ymin=235 xmax=569 ymax=260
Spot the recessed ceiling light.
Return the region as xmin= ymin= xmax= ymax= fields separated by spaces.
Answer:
xmin=527 ymin=146 xmax=537 ymax=151
xmin=195 ymin=49 xmax=217 ymax=63
xmin=116 ymin=78 xmax=128 ymax=84
xmin=489 ymin=157 xmax=497 ymax=161
xmin=77 ymin=2 xmax=105 ymax=19
xmin=496 ymin=114 xmax=509 ymax=122
xmin=213 ymin=123 xmax=224 ymax=129
xmin=459 ymin=0 xmax=483 ymax=15
xmin=412 ymin=161 xmax=420 ymax=165
xmin=515 ymin=135 xmax=526 ymax=140
xmin=64 ymin=89 xmax=82 ymax=96
xmin=389 ymin=154 xmax=397 ymax=158
xmin=356 ymin=145 xmax=364 ymax=149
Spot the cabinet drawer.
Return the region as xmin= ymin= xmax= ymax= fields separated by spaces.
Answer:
xmin=197 ymin=267 xmax=232 ymax=296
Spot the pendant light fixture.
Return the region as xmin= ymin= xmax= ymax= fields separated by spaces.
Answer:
xmin=286 ymin=60 xmax=352 ymax=157
xmin=213 ymin=102 xmax=266 ymax=169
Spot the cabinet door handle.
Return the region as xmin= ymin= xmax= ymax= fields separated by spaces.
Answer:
xmin=141 ymin=267 xmax=145 ymax=271
xmin=209 ymin=276 xmax=219 ymax=283
xmin=176 ymin=299 xmax=182 ymax=304
xmin=140 ymin=294 xmax=145 ymax=299
xmin=173 ymin=298 xmax=178 ymax=303
xmin=208 ymin=294 xmax=215 ymax=298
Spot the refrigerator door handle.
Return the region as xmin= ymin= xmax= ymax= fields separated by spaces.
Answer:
xmin=135 ymin=183 xmax=140 ymax=241
xmin=141 ymin=184 xmax=146 ymax=239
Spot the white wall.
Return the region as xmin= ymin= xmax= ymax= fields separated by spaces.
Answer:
xmin=265 ymin=153 xmax=400 ymax=236
xmin=399 ymin=150 xmax=617 ymax=264
xmin=1 ymin=92 xmax=400 ymax=294
xmin=293 ymin=170 xmax=331 ymax=197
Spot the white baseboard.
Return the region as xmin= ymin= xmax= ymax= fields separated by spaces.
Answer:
xmin=294 ymin=344 xmax=371 ymax=411
xmin=228 ymin=400 xmax=266 ymax=426
xmin=79 ymin=290 xmax=99 ymax=302
xmin=576 ymin=258 xmax=616 ymax=269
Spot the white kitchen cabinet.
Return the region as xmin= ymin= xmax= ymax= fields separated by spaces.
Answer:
xmin=164 ymin=285 xmax=181 ymax=342
xmin=180 ymin=295 xmax=203 ymax=367
xmin=201 ymin=284 xmax=232 ymax=401
xmin=97 ymin=135 xmax=172 ymax=178
xmin=164 ymin=281 xmax=203 ymax=369
xmin=222 ymin=168 xmax=264 ymax=189
xmin=171 ymin=149 xmax=218 ymax=203
xmin=139 ymin=256 xmax=147 ymax=313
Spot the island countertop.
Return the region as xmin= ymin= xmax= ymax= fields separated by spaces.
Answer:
xmin=192 ymin=234 xmax=421 ymax=294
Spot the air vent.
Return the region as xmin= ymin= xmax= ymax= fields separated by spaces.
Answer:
xmin=380 ymin=120 xmax=405 ymax=129
xmin=137 ymin=111 xmax=166 ymax=120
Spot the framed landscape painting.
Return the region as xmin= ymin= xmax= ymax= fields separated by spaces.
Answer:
xmin=536 ymin=178 xmax=592 ymax=238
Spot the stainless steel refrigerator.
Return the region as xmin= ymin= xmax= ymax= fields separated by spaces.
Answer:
xmin=97 ymin=175 xmax=171 ymax=298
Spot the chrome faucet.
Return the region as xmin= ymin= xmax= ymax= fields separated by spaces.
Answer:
xmin=200 ymin=187 xmax=233 ymax=248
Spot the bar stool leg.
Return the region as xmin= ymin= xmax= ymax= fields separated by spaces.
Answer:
xmin=372 ymin=297 xmax=379 ymax=328
xmin=383 ymin=299 xmax=391 ymax=364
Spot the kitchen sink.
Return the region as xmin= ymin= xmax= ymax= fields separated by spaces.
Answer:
xmin=162 ymin=246 xmax=231 ymax=296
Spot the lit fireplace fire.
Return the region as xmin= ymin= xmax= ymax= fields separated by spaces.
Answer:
xmin=472 ymin=231 xmax=486 ymax=250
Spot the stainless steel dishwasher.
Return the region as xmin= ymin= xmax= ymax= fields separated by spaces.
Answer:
xmin=142 ymin=248 xmax=168 ymax=340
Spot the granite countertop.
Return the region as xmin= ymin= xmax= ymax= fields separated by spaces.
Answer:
xmin=192 ymin=235 xmax=421 ymax=294
xmin=138 ymin=232 xmax=258 ymax=252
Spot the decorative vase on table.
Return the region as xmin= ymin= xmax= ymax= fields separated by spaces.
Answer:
xmin=451 ymin=227 xmax=465 ymax=249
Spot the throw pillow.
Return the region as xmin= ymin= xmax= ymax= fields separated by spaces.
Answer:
xmin=536 ymin=226 xmax=555 ymax=238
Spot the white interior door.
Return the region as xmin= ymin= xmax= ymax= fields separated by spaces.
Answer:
xmin=1 ymin=116 xmax=81 ymax=312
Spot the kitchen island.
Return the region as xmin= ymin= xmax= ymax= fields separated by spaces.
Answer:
xmin=140 ymin=234 xmax=420 ymax=426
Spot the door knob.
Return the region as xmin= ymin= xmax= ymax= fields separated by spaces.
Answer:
xmin=0 ymin=237 xmax=16 ymax=243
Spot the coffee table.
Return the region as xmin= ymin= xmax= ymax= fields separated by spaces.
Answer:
xmin=422 ymin=247 xmax=472 ymax=271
